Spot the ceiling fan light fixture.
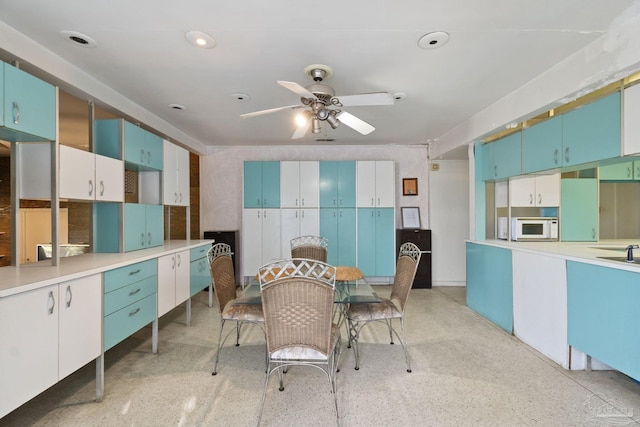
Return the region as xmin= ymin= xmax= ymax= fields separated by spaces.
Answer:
xmin=326 ymin=112 xmax=340 ymax=129
xmin=295 ymin=110 xmax=312 ymax=126
xmin=185 ymin=31 xmax=216 ymax=49
xmin=311 ymin=117 xmax=322 ymax=134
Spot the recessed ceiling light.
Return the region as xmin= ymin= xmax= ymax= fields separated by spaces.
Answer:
xmin=169 ymin=103 xmax=186 ymax=111
xmin=231 ymin=93 xmax=251 ymax=102
xmin=185 ymin=31 xmax=216 ymax=49
xmin=418 ymin=31 xmax=449 ymax=50
xmin=60 ymin=30 xmax=97 ymax=48
xmin=393 ymin=92 xmax=408 ymax=101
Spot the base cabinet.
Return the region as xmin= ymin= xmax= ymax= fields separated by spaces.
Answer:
xmin=190 ymin=245 xmax=210 ymax=297
xmin=158 ymin=250 xmax=190 ymax=317
xmin=357 ymin=208 xmax=395 ymax=276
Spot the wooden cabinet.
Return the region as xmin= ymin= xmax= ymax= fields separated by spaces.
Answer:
xmin=242 ymin=208 xmax=281 ymax=276
xmin=190 ymin=245 xmax=211 ymax=296
xmin=509 ymin=173 xmax=560 ymax=207
xmin=158 ymin=250 xmax=190 ymax=317
xmin=562 ymin=92 xmax=621 ymax=167
xmin=482 ymin=132 xmax=522 ymax=180
xmin=567 ymin=261 xmax=640 ymax=381
xmin=280 ymin=160 xmax=319 ymax=208
xmin=319 ymin=208 xmax=356 ymax=267
xmin=280 ymin=208 xmax=319 ymax=257
xmin=103 ymin=259 xmax=158 ymax=351
xmin=357 ymin=208 xmax=395 ymax=276
xmin=522 ymin=115 xmax=563 ymax=173
xmin=356 ymin=161 xmax=395 ymax=207
xmin=319 ymin=161 xmax=356 ymax=207
xmin=123 ymin=203 xmax=163 ymax=252
xmin=162 ymin=140 xmax=190 ymax=206
xmin=560 ymin=178 xmax=598 ymax=241
xmin=243 ymin=161 xmax=280 ymax=208
xmin=466 ymin=242 xmax=513 ymax=333
xmin=1 ymin=62 xmax=56 ymax=142
xmin=59 ymin=145 xmax=124 ymax=202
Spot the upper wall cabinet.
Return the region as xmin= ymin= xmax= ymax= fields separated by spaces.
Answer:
xmin=319 ymin=161 xmax=356 ymax=208
xmin=162 ymin=140 xmax=190 ymax=206
xmin=123 ymin=121 xmax=163 ymax=170
xmin=356 ymin=161 xmax=395 ymax=208
xmin=243 ymin=161 xmax=280 ymax=208
xmin=280 ymin=161 xmax=319 ymax=208
xmin=522 ymin=115 xmax=563 ymax=173
xmin=1 ymin=62 xmax=56 ymax=142
xmin=509 ymin=173 xmax=560 ymax=207
xmin=59 ymin=145 xmax=124 ymax=202
xmin=482 ymin=132 xmax=522 ymax=181
xmin=562 ymin=92 xmax=621 ymax=167
xmin=623 ymin=83 xmax=640 ymax=156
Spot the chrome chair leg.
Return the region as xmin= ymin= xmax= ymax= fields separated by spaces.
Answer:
xmin=212 ymin=319 xmax=226 ymax=375
xmin=235 ymin=322 xmax=241 ymax=346
xmin=398 ymin=318 xmax=411 ymax=372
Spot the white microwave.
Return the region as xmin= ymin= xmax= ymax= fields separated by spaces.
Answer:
xmin=498 ymin=217 xmax=558 ymax=241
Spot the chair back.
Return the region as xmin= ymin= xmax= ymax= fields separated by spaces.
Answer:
xmin=259 ymin=259 xmax=336 ymax=356
xmin=290 ymin=235 xmax=329 ymax=262
xmin=390 ymin=242 xmax=422 ymax=313
xmin=207 ymin=243 xmax=237 ymax=313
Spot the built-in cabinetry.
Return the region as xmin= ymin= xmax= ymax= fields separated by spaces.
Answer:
xmin=158 ymin=250 xmax=190 ymax=317
xmin=599 ymin=159 xmax=640 ymax=181
xmin=560 ymin=178 xmax=598 ymax=241
xmin=356 ymin=160 xmax=394 ymax=207
xmin=320 ymin=207 xmax=356 ymax=267
xmin=123 ymin=203 xmax=164 ymax=252
xmin=522 ymin=115 xmax=563 ymax=173
xmin=508 ymin=173 xmax=560 ymax=207
xmin=623 ymin=83 xmax=640 ymax=155
xmin=357 ymin=208 xmax=394 ymax=276
xmin=244 ymin=161 xmax=280 ymax=208
xmin=482 ymin=132 xmax=522 ymax=180
xmin=243 ymin=208 xmax=281 ymax=275
xmin=190 ymin=245 xmax=211 ymax=297
xmin=59 ymin=145 xmax=124 ymax=202
xmin=122 ymin=120 xmax=163 ymax=170
xmin=319 ymin=161 xmax=356 ymax=208
xmin=280 ymin=161 xmax=319 ymax=256
xmin=162 ymin=140 xmax=190 ymax=206
xmin=0 ymin=274 xmax=101 ymax=418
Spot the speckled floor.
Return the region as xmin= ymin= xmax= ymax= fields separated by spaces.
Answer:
xmin=2 ymin=286 xmax=640 ymax=426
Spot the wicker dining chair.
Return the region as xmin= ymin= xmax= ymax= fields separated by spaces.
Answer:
xmin=208 ymin=243 xmax=264 ymax=375
xmin=290 ymin=235 xmax=329 ymax=262
xmin=257 ymin=258 xmax=340 ymax=425
xmin=347 ymin=242 xmax=422 ymax=372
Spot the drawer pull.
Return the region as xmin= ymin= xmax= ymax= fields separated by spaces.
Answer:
xmin=129 ymin=288 xmax=141 ymax=296
xmin=128 ymin=269 xmax=141 ymax=276
xmin=129 ymin=307 xmax=141 ymax=317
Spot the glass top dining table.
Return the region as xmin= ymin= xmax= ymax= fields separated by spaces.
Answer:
xmin=233 ymin=277 xmax=381 ymax=305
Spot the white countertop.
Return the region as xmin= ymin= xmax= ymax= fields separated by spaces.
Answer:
xmin=471 ymin=239 xmax=640 ymax=272
xmin=0 ymin=240 xmax=213 ymax=298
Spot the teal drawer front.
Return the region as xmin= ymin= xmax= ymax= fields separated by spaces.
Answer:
xmin=104 ymin=293 xmax=157 ymax=351
xmin=190 ymin=245 xmax=209 ymax=261
xmin=104 ymin=276 xmax=157 ymax=316
xmin=104 ymin=259 xmax=158 ymax=293
xmin=190 ymin=258 xmax=210 ymax=296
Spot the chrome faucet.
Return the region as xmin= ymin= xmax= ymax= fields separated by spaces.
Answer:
xmin=626 ymin=245 xmax=639 ymax=262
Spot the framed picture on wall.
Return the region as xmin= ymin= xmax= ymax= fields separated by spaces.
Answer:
xmin=401 ymin=207 xmax=421 ymax=229
xmin=402 ymin=178 xmax=418 ymax=196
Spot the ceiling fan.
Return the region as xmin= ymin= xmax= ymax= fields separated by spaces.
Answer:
xmin=240 ymin=64 xmax=394 ymax=139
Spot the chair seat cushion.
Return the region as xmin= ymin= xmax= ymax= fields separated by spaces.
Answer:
xmin=270 ymin=323 xmax=340 ymax=361
xmin=348 ymin=298 xmax=401 ymax=322
xmin=222 ymin=300 xmax=264 ymax=323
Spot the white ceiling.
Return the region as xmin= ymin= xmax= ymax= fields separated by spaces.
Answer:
xmin=0 ymin=0 xmax=637 ymax=159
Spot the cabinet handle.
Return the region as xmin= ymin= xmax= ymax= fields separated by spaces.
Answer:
xmin=148 ymin=232 xmax=152 ymax=245
xmin=553 ymin=149 xmax=558 ymax=165
xmin=628 ymin=167 xmax=632 ymax=178
xmin=13 ymin=101 xmax=20 ymax=124
xmin=377 ymin=197 xmax=380 ymax=206
xmin=66 ymin=285 xmax=72 ymax=308
xmin=100 ymin=181 xmax=104 ymax=196
xmin=140 ymin=149 xmax=145 ymax=163
xmin=295 ymin=211 xmax=298 ymax=219
xmin=538 ymin=194 xmax=542 ymax=205
xmin=88 ymin=179 xmax=93 ymax=196
xmin=333 ymin=198 xmax=336 ymax=206
xmin=529 ymin=194 xmax=533 ymax=205
xmin=129 ymin=307 xmax=141 ymax=317
xmin=177 ymin=254 xmax=182 ymax=267
xmin=564 ymin=147 xmax=570 ymax=163
xmin=301 ymin=198 xmax=304 ymax=207
xmin=339 ymin=197 xmax=343 ymax=206
xmin=175 ymin=192 xmax=179 ymax=203
xmin=47 ymin=290 xmax=55 ymax=315
xmin=371 ymin=197 xmax=374 ymax=206
xmin=263 ymin=198 xmax=268 ymax=207
xmin=128 ymin=269 xmax=141 ymax=276
xmin=637 ymin=166 xmax=640 ymax=178
xmin=140 ymin=233 xmax=145 ymax=246
xmin=333 ymin=211 xmax=336 ymax=218
xmin=371 ymin=210 xmax=374 ymax=218
xmin=147 ymin=150 xmax=151 ymax=165
xmin=296 ymin=198 xmax=298 ymax=207
xmin=592 ymin=228 xmax=596 ymax=239
xmin=172 ymin=256 xmax=176 ymax=269
xmin=129 ymin=288 xmax=141 ymax=296
xmin=494 ymin=165 xmax=497 ymax=177
xmin=179 ymin=192 xmax=183 ymax=203
xmin=301 ymin=210 xmax=305 ymax=218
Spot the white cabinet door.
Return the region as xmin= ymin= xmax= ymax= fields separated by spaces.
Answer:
xmin=163 ymin=140 xmax=178 ymax=205
xmin=624 ymin=83 xmax=640 ymax=156
xmin=60 ymin=145 xmax=95 ymax=200
xmin=158 ymin=254 xmax=177 ymax=317
xmin=262 ymin=209 xmax=281 ymax=265
xmin=512 ymin=251 xmax=568 ymax=368
xmin=509 ymin=175 xmax=536 ymax=207
xmin=356 ymin=161 xmax=376 ymax=207
xmin=243 ymin=209 xmax=263 ymax=276
xmin=299 ymin=208 xmax=319 ymax=237
xmin=375 ymin=161 xmax=395 ymax=207
xmin=535 ymin=173 xmax=560 ymax=207
xmin=95 ymin=154 xmax=124 ymax=202
xmin=299 ymin=161 xmax=319 ymax=208
xmin=174 ymin=250 xmax=190 ymax=305
xmin=280 ymin=209 xmax=300 ymax=257
xmin=58 ymin=274 xmax=101 ymax=380
xmin=280 ymin=161 xmax=300 ymax=208
xmin=0 ymin=285 xmax=59 ymax=418
xmin=175 ymin=146 xmax=190 ymax=206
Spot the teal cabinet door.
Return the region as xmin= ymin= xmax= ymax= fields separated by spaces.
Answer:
xmin=244 ymin=161 xmax=263 ymax=208
xmin=261 ymin=161 xmax=280 ymax=208
xmin=319 ymin=161 xmax=356 ymax=207
xmin=567 ymin=261 xmax=640 ymax=381
xmin=560 ymin=178 xmax=598 ymax=241
xmin=145 ymin=204 xmax=164 ymax=248
xmin=337 ymin=208 xmax=356 ymax=267
xmin=0 ymin=63 xmax=3 ymax=127
xmin=562 ymin=92 xmax=621 ymax=167
xmin=243 ymin=161 xmax=280 ymax=208
xmin=466 ymin=242 xmax=513 ymax=333
xmin=320 ymin=161 xmax=338 ymax=207
xmin=492 ymin=132 xmax=522 ymax=179
xmin=522 ymin=115 xmax=563 ymax=173
xmin=123 ymin=121 xmax=147 ymax=166
xmin=93 ymin=202 xmax=121 ymax=253
xmin=94 ymin=119 xmax=121 ymax=159
xmin=337 ymin=161 xmax=356 ymax=207
xmin=3 ymin=63 xmax=56 ymax=141
xmin=477 ymin=142 xmax=494 ymax=181
xmin=357 ymin=209 xmax=376 ymax=275
xmin=375 ymin=208 xmax=395 ymax=276
xmin=145 ymin=132 xmax=163 ymax=170
xmin=599 ymin=161 xmax=634 ymax=180
xmin=320 ymin=208 xmax=339 ymax=265
xmin=124 ymin=203 xmax=146 ymax=251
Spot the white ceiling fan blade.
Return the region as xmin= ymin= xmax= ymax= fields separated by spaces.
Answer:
xmin=277 ymin=81 xmax=317 ymax=99
xmin=291 ymin=120 xmax=311 ymax=139
xmin=337 ymin=111 xmax=375 ymax=135
xmin=333 ymin=92 xmax=394 ymax=107
xmin=240 ymin=104 xmax=303 ymax=118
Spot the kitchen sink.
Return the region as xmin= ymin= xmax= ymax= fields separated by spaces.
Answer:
xmin=596 ymin=256 xmax=640 ymax=264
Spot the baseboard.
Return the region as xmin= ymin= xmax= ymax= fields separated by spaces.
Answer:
xmin=432 ymin=281 xmax=466 ymax=287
